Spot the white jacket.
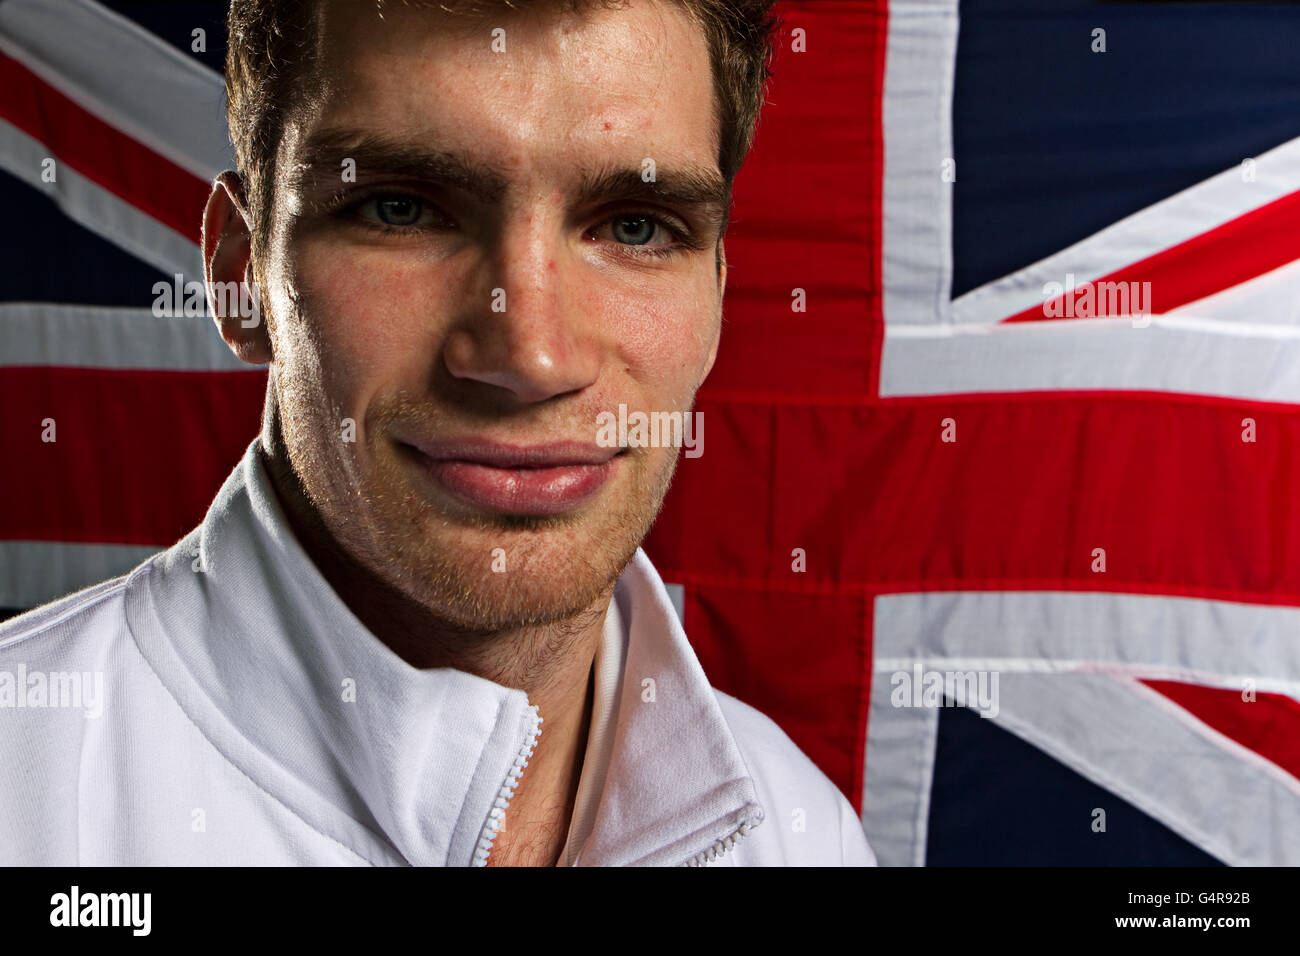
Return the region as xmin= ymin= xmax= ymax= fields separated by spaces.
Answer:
xmin=0 ymin=437 xmax=875 ymax=867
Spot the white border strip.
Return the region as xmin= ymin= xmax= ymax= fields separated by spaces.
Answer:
xmin=950 ymin=136 xmax=1300 ymax=327
xmin=858 ymin=0 xmax=958 ymax=859
xmin=862 ymin=683 xmax=938 ymax=866
xmin=880 ymin=0 xmax=959 ymax=327
xmin=0 ymin=303 xmax=252 ymax=370
xmin=1167 ymin=258 xmax=1300 ymax=327
xmin=880 ymin=313 xmax=1300 ymax=400
xmin=0 ymin=117 xmax=203 ymax=278
xmin=0 ymin=0 xmax=234 ymax=180
xmin=873 ymin=589 xmax=1300 ymax=685
xmin=0 ymin=540 xmax=160 ymax=609
xmin=662 ymin=582 xmax=686 ymax=625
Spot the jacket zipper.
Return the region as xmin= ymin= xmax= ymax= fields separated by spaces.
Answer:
xmin=471 ymin=703 xmax=542 ymax=867
xmin=681 ymin=818 xmax=757 ymax=867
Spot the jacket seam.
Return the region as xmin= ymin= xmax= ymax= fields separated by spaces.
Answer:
xmin=0 ymin=578 xmax=130 ymax=653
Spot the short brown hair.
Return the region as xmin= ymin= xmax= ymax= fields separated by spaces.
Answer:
xmin=225 ymin=0 xmax=780 ymax=246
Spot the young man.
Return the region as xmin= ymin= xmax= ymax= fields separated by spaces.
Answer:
xmin=0 ymin=0 xmax=875 ymax=866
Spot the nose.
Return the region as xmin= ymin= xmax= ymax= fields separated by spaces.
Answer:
xmin=442 ymin=224 xmax=600 ymax=404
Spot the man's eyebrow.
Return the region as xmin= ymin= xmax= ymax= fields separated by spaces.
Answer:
xmin=290 ymin=129 xmax=509 ymax=204
xmin=290 ymin=128 xmax=731 ymax=234
xmin=576 ymin=164 xmax=730 ymax=235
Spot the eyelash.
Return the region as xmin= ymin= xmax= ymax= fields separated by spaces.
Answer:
xmin=329 ymin=192 xmax=700 ymax=260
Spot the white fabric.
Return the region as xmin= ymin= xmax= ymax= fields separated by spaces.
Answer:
xmin=0 ymin=436 xmax=875 ymax=866
xmin=862 ymin=688 xmax=939 ymax=868
xmin=989 ymin=672 xmax=1300 ymax=866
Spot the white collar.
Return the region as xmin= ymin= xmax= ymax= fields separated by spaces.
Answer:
xmin=123 ymin=437 xmax=763 ymax=865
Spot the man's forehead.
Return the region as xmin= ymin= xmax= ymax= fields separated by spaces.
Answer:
xmin=294 ymin=0 xmax=719 ymax=179
xmin=311 ymin=0 xmax=711 ymax=100
xmin=279 ymin=0 xmax=722 ymax=213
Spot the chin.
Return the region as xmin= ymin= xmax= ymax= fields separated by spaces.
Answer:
xmin=383 ymin=520 xmax=640 ymax=633
xmin=294 ymin=427 xmax=677 ymax=633
xmin=348 ymin=464 xmax=650 ymax=629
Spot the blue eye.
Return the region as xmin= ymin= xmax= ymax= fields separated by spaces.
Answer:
xmin=611 ymin=215 xmax=658 ymax=245
xmin=374 ymin=197 xmax=423 ymax=226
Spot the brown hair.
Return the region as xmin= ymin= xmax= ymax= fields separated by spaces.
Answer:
xmin=225 ymin=0 xmax=781 ymax=247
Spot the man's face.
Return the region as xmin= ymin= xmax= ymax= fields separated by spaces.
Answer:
xmin=254 ymin=0 xmax=725 ymax=631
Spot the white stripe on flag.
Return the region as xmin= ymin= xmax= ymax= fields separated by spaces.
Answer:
xmin=0 ymin=303 xmax=257 ymax=371
xmin=881 ymin=0 xmax=959 ymax=328
xmin=990 ymin=671 xmax=1300 ymax=865
xmin=0 ymin=117 xmax=203 ymax=279
xmin=865 ymin=589 xmax=1300 ymax=865
xmin=881 ymin=312 xmax=1300 ymax=401
xmin=949 ymin=136 xmax=1300 ymax=327
xmin=862 ymin=687 xmax=939 ymax=866
xmin=0 ymin=0 xmax=234 ymax=180
xmin=1168 ymin=258 xmax=1300 ymax=327
xmin=0 ymin=540 xmax=161 ymax=610
xmin=873 ymin=589 xmax=1300 ymax=688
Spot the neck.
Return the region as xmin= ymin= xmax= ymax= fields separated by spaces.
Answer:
xmin=257 ymin=393 xmax=603 ymax=864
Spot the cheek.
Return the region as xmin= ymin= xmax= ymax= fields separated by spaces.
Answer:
xmin=593 ymin=271 xmax=719 ymax=394
xmin=284 ymin=242 xmax=446 ymax=408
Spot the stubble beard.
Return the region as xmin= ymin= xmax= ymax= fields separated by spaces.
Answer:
xmin=271 ymin=361 xmax=683 ymax=637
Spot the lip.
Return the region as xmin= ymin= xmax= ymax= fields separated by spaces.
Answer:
xmin=401 ymin=439 xmax=623 ymax=515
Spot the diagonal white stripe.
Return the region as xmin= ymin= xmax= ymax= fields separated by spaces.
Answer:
xmin=949 ymin=136 xmax=1300 ymax=327
xmin=0 ymin=117 xmax=203 ymax=279
xmin=991 ymin=672 xmax=1300 ymax=864
xmin=0 ymin=0 xmax=234 ymax=180
xmin=866 ymin=590 xmax=1300 ymax=864
xmin=1167 ymin=258 xmax=1300 ymax=327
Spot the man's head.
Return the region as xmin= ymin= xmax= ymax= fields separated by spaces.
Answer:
xmin=205 ymin=0 xmax=778 ymax=634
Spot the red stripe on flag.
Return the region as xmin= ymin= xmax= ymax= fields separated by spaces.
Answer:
xmin=0 ymin=53 xmax=210 ymax=243
xmin=1143 ymin=679 xmax=1300 ymax=784
xmin=1004 ymin=189 xmax=1300 ymax=323
xmin=702 ymin=0 xmax=881 ymax=397
xmin=0 ymin=367 xmax=267 ymax=545
xmin=684 ymin=584 xmax=868 ymax=810
xmin=649 ymin=390 xmax=1300 ymax=606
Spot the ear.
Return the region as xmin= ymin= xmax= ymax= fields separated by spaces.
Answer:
xmin=717 ymin=237 xmax=727 ymax=299
xmin=702 ymin=238 xmax=726 ymax=382
xmin=203 ymin=171 xmax=272 ymax=365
